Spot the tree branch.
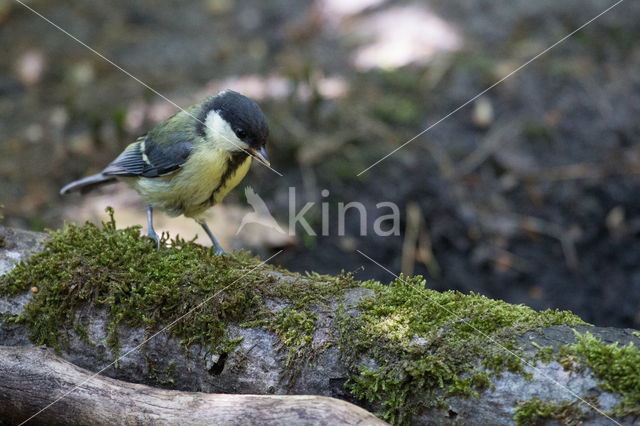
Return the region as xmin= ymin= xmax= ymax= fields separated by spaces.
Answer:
xmin=0 ymin=345 xmax=387 ymax=426
xmin=1 ymin=225 xmax=639 ymax=425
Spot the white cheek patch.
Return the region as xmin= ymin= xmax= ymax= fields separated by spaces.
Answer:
xmin=204 ymin=110 xmax=249 ymax=152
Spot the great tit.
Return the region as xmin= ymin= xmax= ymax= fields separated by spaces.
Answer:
xmin=60 ymin=90 xmax=270 ymax=254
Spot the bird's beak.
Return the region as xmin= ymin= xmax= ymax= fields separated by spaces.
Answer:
xmin=251 ymin=146 xmax=270 ymax=167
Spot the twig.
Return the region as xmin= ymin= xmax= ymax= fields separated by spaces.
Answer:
xmin=401 ymin=202 xmax=422 ymax=277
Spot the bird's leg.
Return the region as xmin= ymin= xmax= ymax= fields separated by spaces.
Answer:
xmin=146 ymin=205 xmax=161 ymax=249
xmin=197 ymin=220 xmax=226 ymax=255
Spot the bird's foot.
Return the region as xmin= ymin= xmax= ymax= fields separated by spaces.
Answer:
xmin=213 ymin=247 xmax=227 ymax=256
xmin=147 ymin=231 xmax=161 ymax=250
xmin=197 ymin=220 xmax=226 ymax=255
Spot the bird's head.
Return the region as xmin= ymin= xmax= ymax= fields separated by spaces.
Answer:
xmin=197 ymin=90 xmax=270 ymax=166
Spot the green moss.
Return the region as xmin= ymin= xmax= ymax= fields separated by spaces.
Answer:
xmin=244 ymin=306 xmax=317 ymax=371
xmin=0 ymin=208 xmax=361 ymax=371
xmin=146 ymin=359 xmax=178 ymax=387
xmin=566 ymin=331 xmax=640 ymax=417
xmin=513 ymin=397 xmax=589 ymax=426
xmin=0 ymin=210 xmax=593 ymax=424
xmin=337 ymin=276 xmax=585 ymax=425
xmin=270 ymin=270 xmax=359 ymax=308
xmin=271 ymin=308 xmax=316 ymax=358
xmin=446 ymin=371 xmax=493 ymax=397
xmin=0 ymin=209 xmax=309 ymax=355
xmin=520 ymin=332 xmax=640 ymax=419
xmin=0 ymin=208 xmax=272 ymax=355
xmin=245 ymin=270 xmax=359 ymax=374
xmin=531 ymin=342 xmax=554 ymax=364
xmin=73 ymin=323 xmax=93 ymax=347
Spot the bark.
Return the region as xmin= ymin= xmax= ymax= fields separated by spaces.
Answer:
xmin=0 ymin=345 xmax=387 ymax=426
xmin=1 ymin=226 xmax=639 ymax=425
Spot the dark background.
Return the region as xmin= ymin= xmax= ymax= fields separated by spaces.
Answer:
xmin=1 ymin=0 xmax=639 ymax=328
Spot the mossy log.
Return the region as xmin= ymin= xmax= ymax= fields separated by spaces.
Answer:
xmin=1 ymin=222 xmax=639 ymax=425
xmin=0 ymin=345 xmax=387 ymax=425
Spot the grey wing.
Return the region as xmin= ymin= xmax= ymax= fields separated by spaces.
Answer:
xmin=102 ymin=136 xmax=192 ymax=178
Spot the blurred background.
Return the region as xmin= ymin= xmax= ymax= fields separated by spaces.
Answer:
xmin=1 ymin=0 xmax=639 ymax=328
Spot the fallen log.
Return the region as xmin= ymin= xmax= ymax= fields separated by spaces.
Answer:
xmin=1 ymin=221 xmax=639 ymax=425
xmin=0 ymin=345 xmax=387 ymax=425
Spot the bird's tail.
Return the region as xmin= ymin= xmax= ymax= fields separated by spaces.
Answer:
xmin=59 ymin=173 xmax=117 ymax=195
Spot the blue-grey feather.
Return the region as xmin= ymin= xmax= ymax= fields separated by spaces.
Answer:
xmin=102 ymin=136 xmax=192 ymax=178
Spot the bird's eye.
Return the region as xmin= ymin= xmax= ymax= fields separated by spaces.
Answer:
xmin=235 ymin=128 xmax=247 ymax=139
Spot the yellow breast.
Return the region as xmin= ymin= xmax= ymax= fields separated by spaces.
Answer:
xmin=132 ymin=148 xmax=252 ymax=219
xmin=212 ymin=154 xmax=252 ymax=204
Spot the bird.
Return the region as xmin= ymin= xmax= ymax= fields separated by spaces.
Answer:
xmin=236 ymin=186 xmax=285 ymax=235
xmin=60 ymin=90 xmax=270 ymax=254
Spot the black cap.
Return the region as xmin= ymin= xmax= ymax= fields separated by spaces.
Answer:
xmin=198 ymin=90 xmax=269 ymax=148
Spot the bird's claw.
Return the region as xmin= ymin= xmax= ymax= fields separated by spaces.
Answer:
xmin=147 ymin=232 xmax=161 ymax=250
